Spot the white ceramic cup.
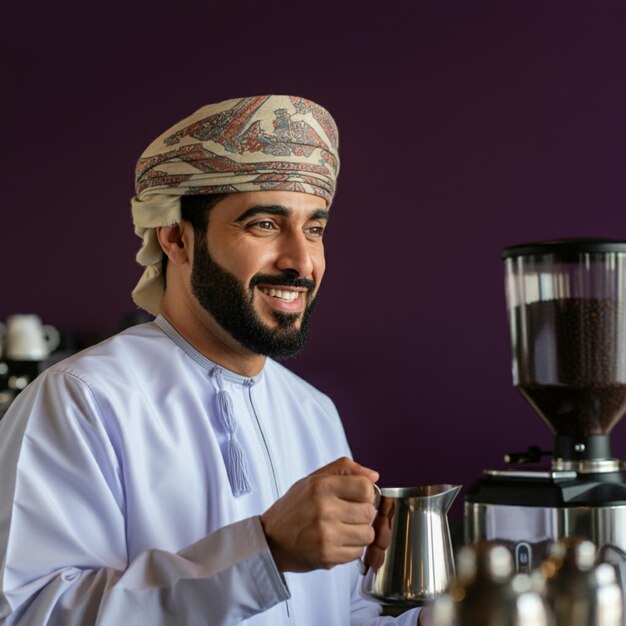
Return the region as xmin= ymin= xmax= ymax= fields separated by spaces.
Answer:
xmin=5 ymin=314 xmax=60 ymax=361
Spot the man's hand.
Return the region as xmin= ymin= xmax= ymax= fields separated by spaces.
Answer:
xmin=362 ymin=495 xmax=394 ymax=572
xmin=260 ymin=457 xmax=379 ymax=572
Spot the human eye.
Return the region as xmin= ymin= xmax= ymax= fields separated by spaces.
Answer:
xmin=305 ymin=224 xmax=326 ymax=239
xmin=248 ymin=219 xmax=278 ymax=233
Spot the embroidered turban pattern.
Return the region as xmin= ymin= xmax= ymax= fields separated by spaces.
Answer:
xmin=130 ymin=95 xmax=340 ymax=315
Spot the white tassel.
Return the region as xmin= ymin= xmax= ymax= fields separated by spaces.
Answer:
xmin=228 ymin=438 xmax=255 ymax=497
xmin=217 ymin=389 xmax=237 ymax=432
xmin=213 ymin=369 xmax=255 ymax=496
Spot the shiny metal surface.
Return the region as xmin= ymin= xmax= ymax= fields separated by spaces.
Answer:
xmin=543 ymin=539 xmax=623 ymax=626
xmin=552 ymin=457 xmax=622 ymax=474
xmin=483 ymin=468 xmax=578 ymax=480
xmin=465 ymin=502 xmax=626 ymax=556
xmin=361 ymin=484 xmax=461 ymax=606
xmin=434 ymin=545 xmax=554 ymax=626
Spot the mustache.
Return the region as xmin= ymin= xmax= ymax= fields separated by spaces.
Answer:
xmin=250 ymin=273 xmax=316 ymax=294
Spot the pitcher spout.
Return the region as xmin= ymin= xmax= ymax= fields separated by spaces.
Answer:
xmin=437 ymin=484 xmax=462 ymax=513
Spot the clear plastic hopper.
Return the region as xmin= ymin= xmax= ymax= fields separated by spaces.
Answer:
xmin=503 ymin=239 xmax=626 ymax=439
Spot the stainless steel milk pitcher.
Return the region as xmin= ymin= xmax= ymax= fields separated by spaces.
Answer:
xmin=361 ymin=484 xmax=461 ymax=605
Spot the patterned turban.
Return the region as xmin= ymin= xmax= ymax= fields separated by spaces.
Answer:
xmin=130 ymin=95 xmax=340 ymax=315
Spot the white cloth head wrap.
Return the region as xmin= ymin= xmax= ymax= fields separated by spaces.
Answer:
xmin=130 ymin=95 xmax=340 ymax=315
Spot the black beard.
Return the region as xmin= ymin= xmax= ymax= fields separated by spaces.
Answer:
xmin=190 ymin=235 xmax=318 ymax=359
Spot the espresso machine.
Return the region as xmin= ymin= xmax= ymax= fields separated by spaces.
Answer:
xmin=465 ymin=239 xmax=626 ymax=574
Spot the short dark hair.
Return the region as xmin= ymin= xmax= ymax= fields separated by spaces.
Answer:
xmin=161 ymin=194 xmax=226 ymax=283
xmin=180 ymin=193 xmax=226 ymax=234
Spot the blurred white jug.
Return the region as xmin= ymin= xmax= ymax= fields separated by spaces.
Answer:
xmin=6 ymin=314 xmax=60 ymax=361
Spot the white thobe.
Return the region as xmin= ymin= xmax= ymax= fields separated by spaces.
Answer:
xmin=0 ymin=317 xmax=419 ymax=626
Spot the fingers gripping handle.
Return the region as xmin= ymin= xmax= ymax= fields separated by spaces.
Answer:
xmin=373 ymin=483 xmax=381 ymax=509
xmin=359 ymin=483 xmax=381 ymax=575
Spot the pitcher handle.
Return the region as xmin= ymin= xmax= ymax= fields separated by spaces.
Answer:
xmin=359 ymin=483 xmax=381 ymax=575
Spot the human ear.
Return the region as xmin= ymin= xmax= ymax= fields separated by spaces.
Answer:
xmin=156 ymin=223 xmax=191 ymax=264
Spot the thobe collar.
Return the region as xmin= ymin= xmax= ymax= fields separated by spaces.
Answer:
xmin=154 ymin=314 xmax=258 ymax=496
xmin=154 ymin=314 xmax=264 ymax=386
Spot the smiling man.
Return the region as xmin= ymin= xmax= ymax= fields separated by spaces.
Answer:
xmin=159 ymin=191 xmax=328 ymax=374
xmin=0 ymin=96 xmax=425 ymax=625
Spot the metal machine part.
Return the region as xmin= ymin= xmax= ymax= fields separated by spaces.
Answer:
xmin=465 ymin=465 xmax=626 ymax=573
xmin=465 ymin=240 xmax=626 ymax=581
xmin=465 ymin=502 xmax=626 ymax=570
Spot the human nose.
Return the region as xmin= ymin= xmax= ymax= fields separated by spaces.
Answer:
xmin=275 ymin=231 xmax=316 ymax=277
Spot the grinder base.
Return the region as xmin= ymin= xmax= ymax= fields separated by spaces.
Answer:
xmin=464 ymin=468 xmax=626 ymax=572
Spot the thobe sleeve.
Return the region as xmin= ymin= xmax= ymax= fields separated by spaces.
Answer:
xmin=0 ymin=371 xmax=289 ymax=625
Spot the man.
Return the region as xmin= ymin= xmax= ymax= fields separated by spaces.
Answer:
xmin=0 ymin=96 xmax=426 ymax=624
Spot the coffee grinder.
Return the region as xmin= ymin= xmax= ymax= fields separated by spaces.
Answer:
xmin=465 ymin=239 xmax=626 ymax=573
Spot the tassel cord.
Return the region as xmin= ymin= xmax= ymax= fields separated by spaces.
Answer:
xmin=211 ymin=368 xmax=255 ymax=496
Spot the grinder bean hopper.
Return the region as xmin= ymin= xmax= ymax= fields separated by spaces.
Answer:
xmin=465 ymin=239 xmax=626 ymax=573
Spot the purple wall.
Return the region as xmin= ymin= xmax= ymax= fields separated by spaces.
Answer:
xmin=4 ymin=1 xmax=626 ymax=519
